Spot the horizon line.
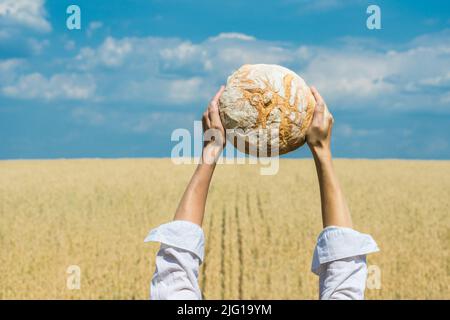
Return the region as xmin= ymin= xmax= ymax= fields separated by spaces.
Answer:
xmin=0 ymin=156 xmax=449 ymax=162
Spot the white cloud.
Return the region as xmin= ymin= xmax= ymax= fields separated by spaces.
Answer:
xmin=302 ymin=50 xmax=394 ymax=102
xmin=159 ymin=41 xmax=211 ymax=72
xmin=3 ymin=30 xmax=450 ymax=111
xmin=2 ymin=73 xmax=96 ymax=100
xmin=335 ymin=123 xmax=382 ymax=138
xmin=210 ymin=32 xmax=256 ymax=41
xmin=0 ymin=0 xmax=51 ymax=32
xmin=64 ymin=39 xmax=76 ymax=51
xmin=0 ymin=58 xmax=23 ymax=83
xmin=87 ymin=21 xmax=103 ymax=38
xmin=0 ymin=58 xmax=23 ymax=72
xmin=75 ymin=30 xmax=450 ymax=110
xmin=27 ymin=38 xmax=49 ymax=54
xmin=76 ymin=36 xmax=133 ymax=68
xmin=297 ymin=32 xmax=450 ymax=110
xmin=70 ymin=33 xmax=294 ymax=105
xmin=168 ymin=77 xmax=211 ymax=104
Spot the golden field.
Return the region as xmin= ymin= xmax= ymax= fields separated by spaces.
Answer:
xmin=0 ymin=158 xmax=449 ymax=299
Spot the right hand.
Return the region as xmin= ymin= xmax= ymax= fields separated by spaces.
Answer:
xmin=201 ymin=86 xmax=226 ymax=164
xmin=306 ymin=86 xmax=334 ymax=156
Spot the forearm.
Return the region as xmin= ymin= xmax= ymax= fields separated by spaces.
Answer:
xmin=148 ymin=151 xmax=215 ymax=300
xmin=312 ymin=148 xmax=352 ymax=228
xmin=173 ymin=160 xmax=216 ymax=226
xmin=306 ymin=87 xmax=380 ymax=300
xmin=147 ymin=86 xmax=225 ymax=300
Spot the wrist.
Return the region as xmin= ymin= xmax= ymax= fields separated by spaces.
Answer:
xmin=197 ymin=160 xmax=215 ymax=175
xmin=195 ymin=159 xmax=216 ymax=182
xmin=311 ymin=146 xmax=332 ymax=163
xmin=201 ymin=143 xmax=222 ymax=165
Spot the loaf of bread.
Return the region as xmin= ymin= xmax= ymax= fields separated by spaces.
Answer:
xmin=219 ymin=64 xmax=316 ymax=156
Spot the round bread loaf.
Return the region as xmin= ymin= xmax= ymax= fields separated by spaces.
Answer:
xmin=219 ymin=64 xmax=315 ymax=156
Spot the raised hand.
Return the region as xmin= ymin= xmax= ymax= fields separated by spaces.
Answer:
xmin=306 ymin=86 xmax=334 ymax=156
xmin=202 ymin=86 xmax=226 ymax=164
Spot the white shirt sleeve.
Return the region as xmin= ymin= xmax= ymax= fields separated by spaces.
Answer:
xmin=311 ymin=226 xmax=379 ymax=300
xmin=144 ymin=220 xmax=205 ymax=300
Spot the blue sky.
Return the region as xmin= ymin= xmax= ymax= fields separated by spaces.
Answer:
xmin=0 ymin=0 xmax=449 ymax=159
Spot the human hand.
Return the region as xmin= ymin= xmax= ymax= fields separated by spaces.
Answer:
xmin=306 ymin=86 xmax=334 ymax=160
xmin=202 ymin=86 xmax=226 ymax=164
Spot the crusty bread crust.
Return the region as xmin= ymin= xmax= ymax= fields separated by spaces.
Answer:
xmin=219 ymin=64 xmax=314 ymax=156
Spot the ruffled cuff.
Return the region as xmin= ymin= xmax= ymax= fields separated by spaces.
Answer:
xmin=144 ymin=220 xmax=205 ymax=262
xmin=311 ymin=226 xmax=379 ymax=275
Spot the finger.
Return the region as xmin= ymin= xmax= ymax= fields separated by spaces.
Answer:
xmin=202 ymin=111 xmax=211 ymax=129
xmin=324 ymin=104 xmax=333 ymax=120
xmin=208 ymin=105 xmax=223 ymax=128
xmin=210 ymin=85 xmax=225 ymax=109
xmin=310 ymin=86 xmax=324 ymax=105
xmin=328 ymin=114 xmax=334 ymax=126
xmin=310 ymin=86 xmax=325 ymax=114
xmin=208 ymin=87 xmax=225 ymax=125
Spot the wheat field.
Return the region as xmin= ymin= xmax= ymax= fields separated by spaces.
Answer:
xmin=0 ymin=158 xmax=449 ymax=299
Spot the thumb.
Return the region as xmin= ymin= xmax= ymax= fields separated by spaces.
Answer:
xmin=310 ymin=87 xmax=324 ymax=125
xmin=310 ymin=86 xmax=325 ymax=114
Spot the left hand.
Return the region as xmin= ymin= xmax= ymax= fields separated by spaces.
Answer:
xmin=306 ymin=86 xmax=334 ymax=159
xmin=202 ymin=86 xmax=226 ymax=163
